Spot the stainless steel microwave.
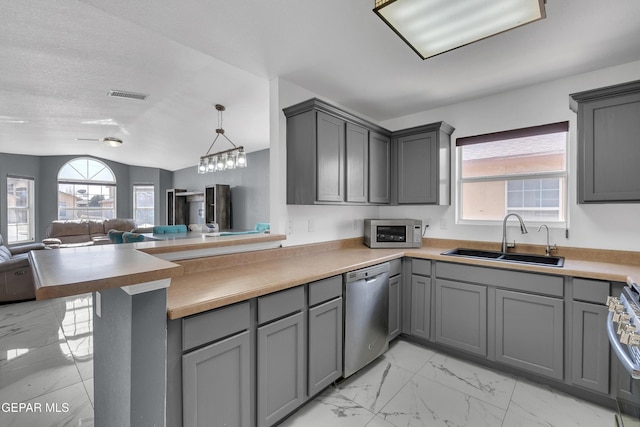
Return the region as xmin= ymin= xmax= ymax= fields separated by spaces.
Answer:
xmin=364 ymin=219 xmax=422 ymax=249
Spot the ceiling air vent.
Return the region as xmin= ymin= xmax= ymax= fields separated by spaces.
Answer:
xmin=107 ymin=90 xmax=149 ymax=101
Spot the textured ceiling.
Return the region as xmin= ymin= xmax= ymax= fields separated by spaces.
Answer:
xmin=1 ymin=0 xmax=640 ymax=171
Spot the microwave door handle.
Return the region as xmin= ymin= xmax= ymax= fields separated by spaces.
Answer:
xmin=607 ymin=312 xmax=640 ymax=379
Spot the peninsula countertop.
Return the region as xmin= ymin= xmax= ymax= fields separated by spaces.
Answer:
xmin=30 ymin=232 xmax=286 ymax=300
xmin=167 ymin=241 xmax=640 ymax=319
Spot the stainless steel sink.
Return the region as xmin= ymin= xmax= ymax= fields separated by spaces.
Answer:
xmin=441 ymin=248 xmax=564 ymax=267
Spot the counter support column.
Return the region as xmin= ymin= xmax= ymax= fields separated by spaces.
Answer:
xmin=93 ymin=280 xmax=169 ymax=427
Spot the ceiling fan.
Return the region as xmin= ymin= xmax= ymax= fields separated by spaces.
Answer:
xmin=75 ymin=137 xmax=123 ymax=147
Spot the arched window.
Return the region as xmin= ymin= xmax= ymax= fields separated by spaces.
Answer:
xmin=57 ymin=158 xmax=117 ymax=220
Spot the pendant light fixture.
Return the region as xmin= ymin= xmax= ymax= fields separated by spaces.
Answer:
xmin=373 ymin=0 xmax=546 ymax=60
xmin=198 ymin=104 xmax=247 ymax=174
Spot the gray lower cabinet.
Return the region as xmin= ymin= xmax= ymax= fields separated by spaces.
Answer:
xmin=570 ymin=79 xmax=640 ymax=203
xmin=258 ymin=311 xmax=305 ymax=427
xmin=410 ymin=274 xmax=432 ymax=339
xmin=388 ymin=274 xmax=402 ymax=340
xmin=257 ymin=286 xmax=306 ymax=427
xmin=617 ymin=358 xmax=640 ymax=404
xmin=435 ymin=279 xmax=487 ymax=356
xmin=308 ymin=297 xmax=343 ymax=396
xmin=495 ymin=289 xmax=564 ymax=380
xmin=179 ymin=301 xmax=252 ymax=427
xmin=408 ymin=259 xmax=431 ymax=339
xmin=388 ymin=258 xmax=403 ymax=340
xmin=571 ymin=301 xmax=609 ymax=393
xmin=182 ymin=331 xmax=251 ymax=427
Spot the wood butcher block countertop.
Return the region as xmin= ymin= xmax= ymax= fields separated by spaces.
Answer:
xmin=167 ymin=238 xmax=640 ymax=319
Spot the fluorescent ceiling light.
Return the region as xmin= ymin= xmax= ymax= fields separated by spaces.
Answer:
xmin=374 ymin=0 xmax=546 ymax=59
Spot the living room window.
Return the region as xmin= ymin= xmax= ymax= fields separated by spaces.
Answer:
xmin=457 ymin=122 xmax=568 ymax=224
xmin=6 ymin=176 xmax=35 ymax=244
xmin=133 ymin=184 xmax=155 ymax=228
xmin=57 ymin=158 xmax=117 ymax=220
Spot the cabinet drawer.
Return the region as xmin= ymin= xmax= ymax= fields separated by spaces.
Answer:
xmin=258 ymin=286 xmax=305 ymax=325
xmin=309 ymin=275 xmax=342 ymax=307
xmin=182 ymin=301 xmax=250 ymax=352
xmin=573 ymin=278 xmax=610 ymax=304
xmin=412 ymin=258 xmax=431 ymax=277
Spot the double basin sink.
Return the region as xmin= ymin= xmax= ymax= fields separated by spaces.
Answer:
xmin=441 ymin=248 xmax=564 ymax=267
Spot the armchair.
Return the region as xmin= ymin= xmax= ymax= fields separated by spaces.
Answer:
xmin=0 ymin=234 xmax=45 ymax=303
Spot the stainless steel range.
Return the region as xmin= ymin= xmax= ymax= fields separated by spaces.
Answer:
xmin=606 ymin=279 xmax=640 ymax=426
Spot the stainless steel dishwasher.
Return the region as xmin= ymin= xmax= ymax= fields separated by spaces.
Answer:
xmin=343 ymin=262 xmax=390 ymax=378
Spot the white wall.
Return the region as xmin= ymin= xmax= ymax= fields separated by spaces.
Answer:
xmin=271 ymin=60 xmax=640 ymax=251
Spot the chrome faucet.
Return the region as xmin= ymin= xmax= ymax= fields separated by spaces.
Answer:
xmin=537 ymin=224 xmax=557 ymax=256
xmin=501 ymin=213 xmax=528 ymax=253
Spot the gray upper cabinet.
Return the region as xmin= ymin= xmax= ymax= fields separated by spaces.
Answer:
xmin=284 ymin=98 xmax=452 ymax=205
xmin=570 ymin=79 xmax=640 ymax=203
xmin=316 ymin=112 xmax=346 ymax=202
xmin=346 ymin=123 xmax=368 ymax=203
xmin=284 ymin=98 xmax=390 ymax=205
xmin=369 ymin=131 xmax=391 ymax=204
xmin=394 ymin=122 xmax=454 ymax=205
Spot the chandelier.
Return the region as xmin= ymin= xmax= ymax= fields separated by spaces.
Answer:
xmin=198 ymin=104 xmax=247 ymax=174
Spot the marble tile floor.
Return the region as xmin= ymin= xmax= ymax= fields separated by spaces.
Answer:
xmin=1 ymin=294 xmax=616 ymax=427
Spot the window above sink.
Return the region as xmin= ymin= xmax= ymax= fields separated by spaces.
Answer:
xmin=456 ymin=122 xmax=568 ymax=226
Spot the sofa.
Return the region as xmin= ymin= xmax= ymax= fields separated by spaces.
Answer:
xmin=0 ymin=234 xmax=45 ymax=302
xmin=43 ymin=218 xmax=146 ymax=247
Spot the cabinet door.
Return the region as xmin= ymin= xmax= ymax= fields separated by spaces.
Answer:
xmin=258 ymin=312 xmax=305 ymax=427
xmin=389 ymin=274 xmax=401 ymax=340
xmin=182 ymin=331 xmax=251 ymax=427
xmin=435 ymin=279 xmax=487 ymax=356
xmin=616 ymin=357 xmax=640 ymax=404
xmin=410 ymin=274 xmax=431 ymax=339
xmin=308 ymin=297 xmax=343 ymax=397
xmin=578 ymin=90 xmax=640 ymax=202
xmin=397 ymin=131 xmax=437 ymax=204
xmin=346 ymin=123 xmax=368 ymax=203
xmin=316 ymin=112 xmax=345 ymax=202
xmin=369 ymin=131 xmax=391 ymax=204
xmin=571 ymin=301 xmax=609 ymax=393
xmin=495 ymin=289 xmax=563 ymax=380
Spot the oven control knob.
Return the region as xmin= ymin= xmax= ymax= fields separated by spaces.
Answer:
xmin=620 ymin=325 xmax=638 ymax=344
xmin=607 ymin=296 xmax=622 ymax=311
xmin=618 ymin=320 xmax=631 ymax=335
xmin=615 ymin=312 xmax=631 ymax=323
